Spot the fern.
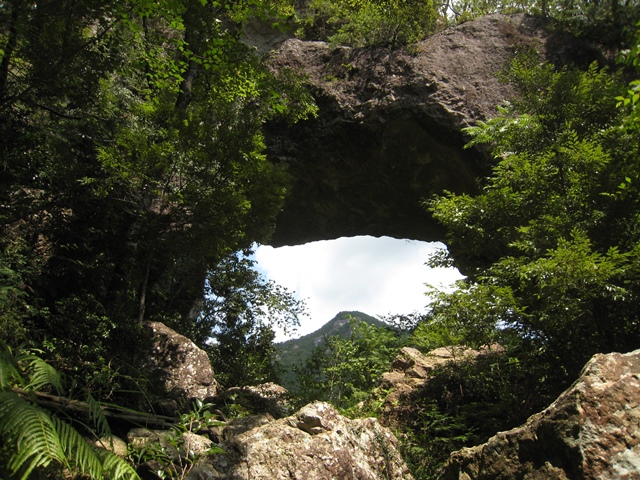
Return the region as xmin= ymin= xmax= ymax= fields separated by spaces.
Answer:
xmin=0 ymin=343 xmax=141 ymax=480
xmin=86 ymin=393 xmax=112 ymax=440
xmin=0 ymin=391 xmax=67 ymax=479
xmin=53 ymin=416 xmax=138 ymax=480
xmin=96 ymin=448 xmax=141 ymax=480
xmin=22 ymin=354 xmax=63 ymax=394
xmin=0 ymin=341 xmax=25 ymax=389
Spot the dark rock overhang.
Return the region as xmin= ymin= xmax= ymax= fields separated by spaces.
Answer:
xmin=265 ymin=14 xmax=608 ymax=247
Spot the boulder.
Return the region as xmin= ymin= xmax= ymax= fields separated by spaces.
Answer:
xmin=91 ymin=434 xmax=128 ymax=458
xmin=440 ymin=349 xmax=640 ymax=480
xmin=213 ymin=382 xmax=292 ymax=419
xmin=147 ymin=322 xmax=218 ymax=409
xmin=127 ymin=402 xmax=413 ymax=479
xmin=266 ymin=14 xmax=607 ymax=247
xmin=128 ymin=427 xmax=219 ymax=479
xmin=209 ymin=401 xmax=413 ymax=479
xmin=383 ymin=346 xmax=481 ymax=387
xmin=378 ymin=345 xmax=502 ymax=428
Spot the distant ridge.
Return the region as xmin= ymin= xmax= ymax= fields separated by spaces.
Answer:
xmin=276 ymin=311 xmax=387 ymax=389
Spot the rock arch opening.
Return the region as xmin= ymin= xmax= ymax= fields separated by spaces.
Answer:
xmin=253 ymin=236 xmax=463 ymax=339
xmin=263 ymin=14 xmax=599 ymax=248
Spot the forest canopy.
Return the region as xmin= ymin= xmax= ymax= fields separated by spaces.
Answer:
xmin=2 ymin=0 xmax=640 ymax=478
xmin=0 ymin=0 xmax=316 ymax=388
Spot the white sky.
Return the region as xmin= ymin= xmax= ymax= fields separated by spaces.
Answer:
xmin=252 ymin=236 xmax=463 ymax=341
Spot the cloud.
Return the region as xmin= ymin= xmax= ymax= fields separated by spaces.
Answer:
xmin=253 ymin=236 xmax=463 ymax=341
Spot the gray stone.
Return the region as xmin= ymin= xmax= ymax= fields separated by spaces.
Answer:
xmin=440 ymin=349 xmax=640 ymax=480
xmin=147 ymin=322 xmax=218 ymax=408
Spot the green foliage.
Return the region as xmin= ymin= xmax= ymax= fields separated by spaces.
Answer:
xmin=444 ymin=0 xmax=533 ymax=23
xmin=293 ymin=317 xmax=402 ymax=411
xmin=545 ymin=0 xmax=640 ymax=47
xmin=396 ymin=350 xmax=555 ymax=479
xmin=197 ymin=251 xmax=307 ymax=388
xmin=0 ymin=0 xmax=316 ymax=395
xmin=277 ymin=311 xmax=387 ymax=389
xmin=617 ymin=23 xmax=640 ymax=132
xmin=298 ymin=0 xmax=438 ymax=47
xmin=128 ymin=399 xmax=224 ymax=480
xmin=394 ymin=39 xmax=640 ymax=480
xmin=428 ymin=54 xmax=640 ymax=389
xmin=0 ymin=343 xmax=139 ymax=480
xmin=443 ymin=0 xmax=639 ymax=47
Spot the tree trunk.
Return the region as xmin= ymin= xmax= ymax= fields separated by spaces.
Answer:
xmin=0 ymin=0 xmax=24 ymax=103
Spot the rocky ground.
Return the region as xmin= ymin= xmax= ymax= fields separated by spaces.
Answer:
xmin=117 ymin=321 xmax=639 ymax=480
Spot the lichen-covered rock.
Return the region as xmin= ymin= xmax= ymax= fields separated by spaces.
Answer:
xmin=382 ymin=346 xmax=480 ymax=388
xmin=440 ymin=349 xmax=640 ymax=480
xmin=266 ymin=14 xmax=606 ymax=247
xmin=128 ymin=427 xmax=220 ymax=479
xmin=210 ymin=401 xmax=413 ymax=479
xmin=91 ymin=434 xmax=128 ymax=458
xmin=147 ymin=322 xmax=218 ymax=408
xmin=214 ymin=382 xmax=292 ymax=419
xmin=378 ymin=345 xmax=502 ymax=428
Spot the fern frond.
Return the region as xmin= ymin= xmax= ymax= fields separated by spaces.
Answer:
xmin=0 ymin=391 xmax=67 ymax=480
xmin=95 ymin=447 xmax=141 ymax=480
xmin=51 ymin=416 xmax=106 ymax=478
xmin=52 ymin=416 xmax=141 ymax=480
xmin=86 ymin=393 xmax=112 ymax=440
xmin=0 ymin=341 xmax=24 ymax=389
xmin=23 ymin=354 xmax=64 ymax=394
xmin=0 ymin=349 xmax=140 ymax=480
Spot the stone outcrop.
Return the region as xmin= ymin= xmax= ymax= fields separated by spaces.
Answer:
xmin=266 ymin=14 xmax=606 ymax=246
xmin=208 ymin=401 xmax=413 ymax=479
xmin=381 ymin=346 xmax=487 ymax=390
xmin=146 ymin=322 xmax=218 ymax=409
xmin=377 ymin=345 xmax=502 ymax=429
xmin=213 ymin=382 xmax=292 ymax=419
xmin=125 ymin=402 xmax=413 ymax=479
xmin=440 ymin=349 xmax=640 ymax=480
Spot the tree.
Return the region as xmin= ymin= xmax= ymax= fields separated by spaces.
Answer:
xmin=0 ymin=0 xmax=316 ymax=388
xmin=441 ymin=0 xmax=639 ymax=47
xmin=426 ymin=51 xmax=640 ymax=388
xmin=197 ymin=251 xmax=307 ymax=387
xmin=297 ymin=0 xmax=438 ymax=47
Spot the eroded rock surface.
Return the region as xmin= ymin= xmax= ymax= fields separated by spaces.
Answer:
xmin=266 ymin=14 xmax=605 ymax=246
xmin=441 ymin=349 xmax=640 ymax=480
xmin=213 ymin=382 xmax=292 ymax=419
xmin=378 ymin=345 xmax=502 ymax=429
xmin=147 ymin=321 xmax=218 ymax=409
xmin=209 ymin=401 xmax=413 ymax=479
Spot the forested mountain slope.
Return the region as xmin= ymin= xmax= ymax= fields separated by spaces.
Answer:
xmin=276 ymin=311 xmax=387 ymax=387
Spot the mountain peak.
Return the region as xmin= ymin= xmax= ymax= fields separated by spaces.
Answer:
xmin=276 ymin=311 xmax=388 ymax=389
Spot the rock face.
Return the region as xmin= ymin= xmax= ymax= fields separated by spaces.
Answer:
xmin=441 ymin=349 xmax=640 ymax=480
xmin=124 ymin=401 xmax=413 ymax=479
xmin=147 ymin=322 xmax=218 ymax=408
xmin=382 ymin=346 xmax=486 ymax=390
xmin=213 ymin=382 xmax=292 ymax=419
xmin=209 ymin=401 xmax=413 ymax=479
xmin=378 ymin=346 xmax=502 ymax=429
xmin=266 ymin=14 xmax=605 ymax=246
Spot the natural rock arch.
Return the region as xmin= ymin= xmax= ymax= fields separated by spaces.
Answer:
xmin=265 ymin=14 xmax=607 ymax=247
